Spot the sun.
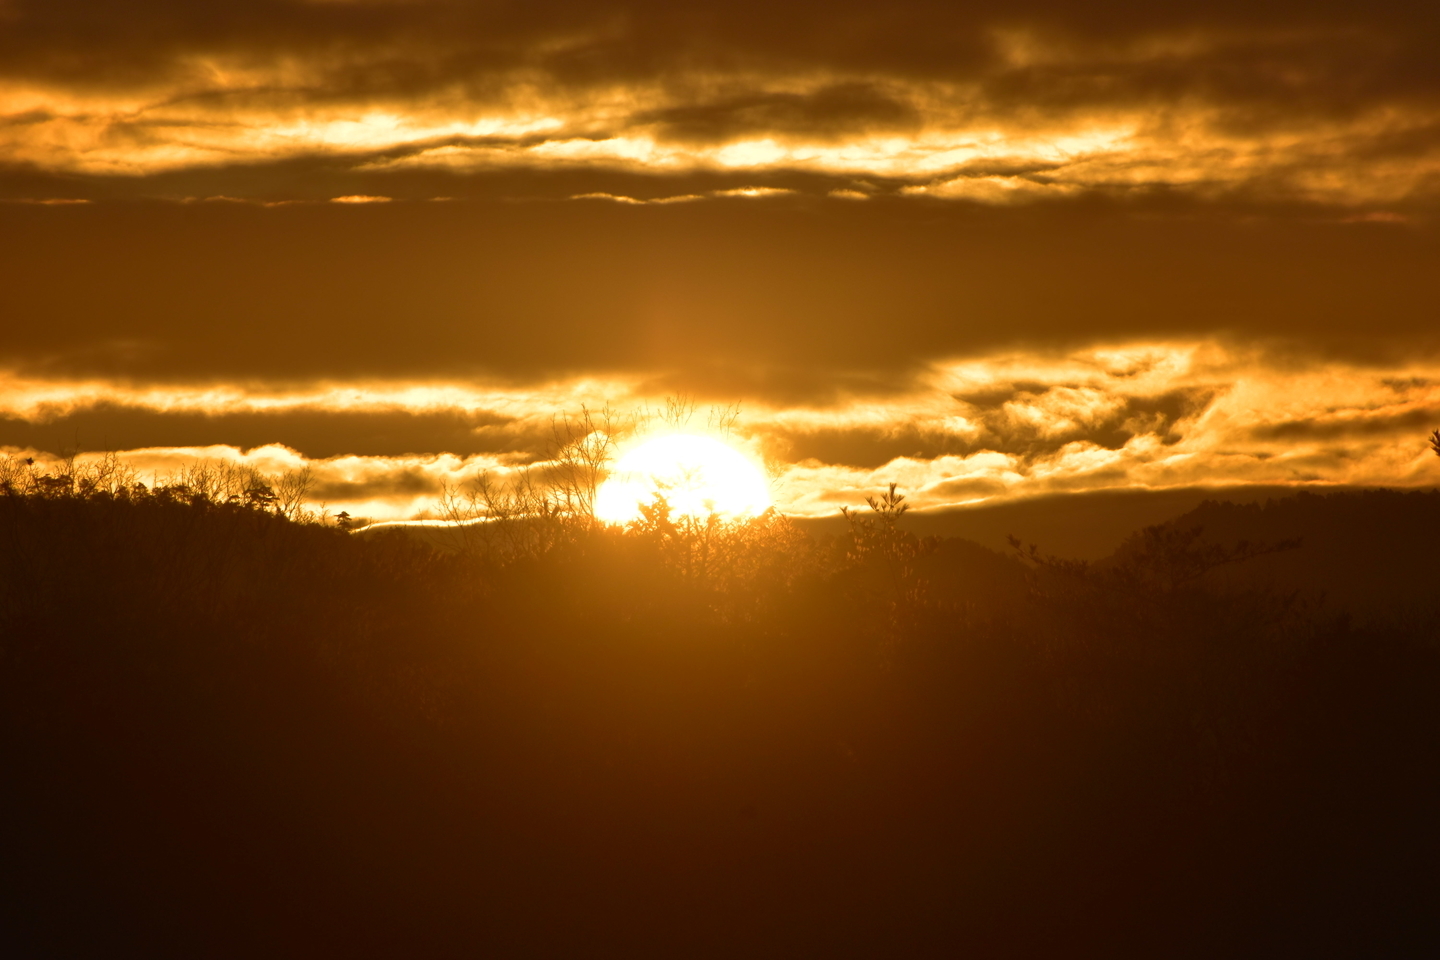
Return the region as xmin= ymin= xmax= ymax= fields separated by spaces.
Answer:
xmin=593 ymin=434 xmax=772 ymax=524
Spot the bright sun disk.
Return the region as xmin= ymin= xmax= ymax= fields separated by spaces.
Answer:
xmin=594 ymin=434 xmax=772 ymax=524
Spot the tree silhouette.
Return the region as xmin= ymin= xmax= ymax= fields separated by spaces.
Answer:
xmin=5 ymin=451 xmax=1440 ymax=957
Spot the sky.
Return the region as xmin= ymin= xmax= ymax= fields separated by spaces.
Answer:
xmin=3 ymin=0 xmax=1440 ymax=521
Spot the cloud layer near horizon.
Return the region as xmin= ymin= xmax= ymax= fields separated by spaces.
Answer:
xmin=5 ymin=340 xmax=1438 ymax=521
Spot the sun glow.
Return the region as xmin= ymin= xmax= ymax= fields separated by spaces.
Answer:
xmin=593 ymin=434 xmax=772 ymax=524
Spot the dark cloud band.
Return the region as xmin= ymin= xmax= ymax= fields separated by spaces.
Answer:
xmin=2 ymin=200 xmax=1437 ymax=391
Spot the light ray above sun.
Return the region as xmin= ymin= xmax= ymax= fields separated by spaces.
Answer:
xmin=593 ymin=434 xmax=772 ymax=524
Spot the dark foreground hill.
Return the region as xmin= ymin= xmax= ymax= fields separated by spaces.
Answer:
xmin=3 ymin=483 xmax=1438 ymax=958
xmin=1108 ymin=489 xmax=1440 ymax=625
xmin=798 ymin=483 xmax=1322 ymax=559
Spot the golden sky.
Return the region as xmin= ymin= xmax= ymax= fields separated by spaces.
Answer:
xmin=3 ymin=0 xmax=1439 ymax=523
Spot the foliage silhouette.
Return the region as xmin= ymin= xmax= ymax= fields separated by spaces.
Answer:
xmin=2 ymin=458 xmax=1438 ymax=958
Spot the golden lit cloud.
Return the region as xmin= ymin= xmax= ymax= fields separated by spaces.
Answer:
xmin=3 ymin=12 xmax=1437 ymax=208
xmin=0 ymin=372 xmax=640 ymax=422
xmin=11 ymin=92 xmax=1432 ymax=206
xmin=2 ymin=4 xmax=1436 ymax=522
xmin=6 ymin=340 xmax=1439 ymax=522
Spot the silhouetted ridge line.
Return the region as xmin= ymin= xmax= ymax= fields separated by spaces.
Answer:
xmin=1114 ymin=489 xmax=1440 ymax=624
xmin=2 ymin=476 xmax=1437 ymax=957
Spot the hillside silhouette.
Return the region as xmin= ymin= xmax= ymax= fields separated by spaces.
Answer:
xmin=1104 ymin=489 xmax=1440 ymax=626
xmin=2 ymin=460 xmax=1437 ymax=958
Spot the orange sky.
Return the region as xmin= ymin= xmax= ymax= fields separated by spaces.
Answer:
xmin=3 ymin=0 xmax=1439 ymax=521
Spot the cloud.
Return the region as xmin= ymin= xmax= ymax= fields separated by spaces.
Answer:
xmin=0 ymin=403 xmax=528 ymax=460
xmin=751 ymin=340 xmax=1440 ymax=513
xmin=635 ymin=83 xmax=922 ymax=144
xmin=0 ymin=3 xmax=1436 ymax=206
xmin=2 ymin=2 xmax=1438 ymax=521
xmin=6 ymin=338 xmax=1440 ymax=520
xmin=0 ymin=371 xmax=643 ymax=467
xmin=3 ymin=198 xmax=1437 ymax=394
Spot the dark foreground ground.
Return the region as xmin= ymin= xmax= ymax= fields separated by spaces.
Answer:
xmin=3 ymin=484 xmax=1438 ymax=958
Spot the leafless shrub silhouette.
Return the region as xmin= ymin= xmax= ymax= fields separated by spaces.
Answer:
xmin=0 ymin=453 xmax=315 ymax=522
xmin=437 ymin=404 xmax=627 ymax=558
xmin=437 ymin=399 xmax=753 ymax=561
xmin=0 ymin=451 xmax=137 ymax=499
xmin=171 ymin=460 xmax=315 ymax=520
xmin=1431 ymin=428 xmax=1439 ymax=459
